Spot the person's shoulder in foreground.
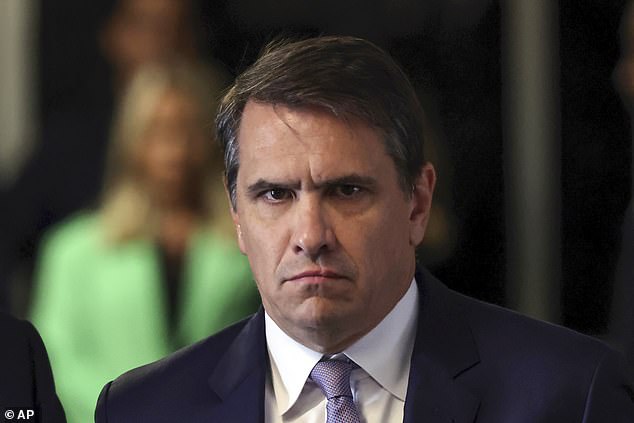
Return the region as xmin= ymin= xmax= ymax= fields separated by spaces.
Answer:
xmin=0 ymin=312 xmax=66 ymax=423
xmin=95 ymin=271 xmax=634 ymax=423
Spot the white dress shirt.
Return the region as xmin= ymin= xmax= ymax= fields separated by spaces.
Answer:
xmin=264 ymin=279 xmax=419 ymax=423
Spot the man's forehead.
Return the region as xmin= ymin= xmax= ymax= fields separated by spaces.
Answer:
xmin=238 ymin=101 xmax=381 ymax=151
xmin=241 ymin=101 xmax=349 ymax=130
xmin=238 ymin=148 xmax=378 ymax=188
xmin=235 ymin=101 xmax=399 ymax=192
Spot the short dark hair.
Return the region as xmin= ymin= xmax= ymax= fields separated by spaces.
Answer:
xmin=216 ymin=36 xmax=428 ymax=209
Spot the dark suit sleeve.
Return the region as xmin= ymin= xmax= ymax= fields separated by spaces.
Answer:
xmin=24 ymin=321 xmax=67 ymax=423
xmin=95 ymin=381 xmax=112 ymax=423
xmin=0 ymin=316 xmax=66 ymax=423
xmin=582 ymin=348 xmax=634 ymax=422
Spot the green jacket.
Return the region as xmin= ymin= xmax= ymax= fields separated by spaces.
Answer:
xmin=30 ymin=213 xmax=258 ymax=423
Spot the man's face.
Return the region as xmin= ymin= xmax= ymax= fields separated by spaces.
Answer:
xmin=232 ymin=101 xmax=435 ymax=352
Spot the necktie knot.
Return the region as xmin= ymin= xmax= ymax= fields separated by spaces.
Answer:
xmin=310 ymin=359 xmax=355 ymax=400
xmin=310 ymin=359 xmax=361 ymax=423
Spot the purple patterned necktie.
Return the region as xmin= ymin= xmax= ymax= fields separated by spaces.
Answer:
xmin=310 ymin=359 xmax=362 ymax=423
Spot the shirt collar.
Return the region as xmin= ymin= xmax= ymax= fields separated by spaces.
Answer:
xmin=265 ymin=277 xmax=419 ymax=413
xmin=265 ymin=312 xmax=323 ymax=414
xmin=344 ymin=279 xmax=418 ymax=401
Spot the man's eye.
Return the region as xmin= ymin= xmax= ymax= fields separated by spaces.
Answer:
xmin=262 ymin=189 xmax=292 ymax=202
xmin=336 ymin=185 xmax=361 ymax=197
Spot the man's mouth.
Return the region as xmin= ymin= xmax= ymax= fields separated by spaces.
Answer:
xmin=285 ymin=269 xmax=345 ymax=283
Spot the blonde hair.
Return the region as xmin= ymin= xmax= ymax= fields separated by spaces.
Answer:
xmin=100 ymin=61 xmax=232 ymax=243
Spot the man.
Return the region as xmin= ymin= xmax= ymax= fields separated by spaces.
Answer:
xmin=0 ymin=312 xmax=66 ymax=423
xmin=95 ymin=36 xmax=634 ymax=422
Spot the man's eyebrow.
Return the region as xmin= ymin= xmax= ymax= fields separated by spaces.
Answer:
xmin=317 ymin=174 xmax=377 ymax=189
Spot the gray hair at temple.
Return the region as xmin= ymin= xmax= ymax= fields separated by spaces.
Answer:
xmin=215 ymin=35 xmax=429 ymax=210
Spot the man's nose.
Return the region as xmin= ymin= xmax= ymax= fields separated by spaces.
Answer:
xmin=292 ymin=195 xmax=336 ymax=260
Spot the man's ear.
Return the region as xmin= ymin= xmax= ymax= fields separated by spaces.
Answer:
xmin=226 ymin=184 xmax=247 ymax=254
xmin=409 ymin=163 xmax=436 ymax=247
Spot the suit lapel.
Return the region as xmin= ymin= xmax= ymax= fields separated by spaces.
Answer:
xmin=404 ymin=269 xmax=481 ymax=423
xmin=208 ymin=309 xmax=268 ymax=423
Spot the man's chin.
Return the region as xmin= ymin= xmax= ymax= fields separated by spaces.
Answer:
xmin=283 ymin=277 xmax=356 ymax=300
xmin=294 ymin=299 xmax=356 ymax=329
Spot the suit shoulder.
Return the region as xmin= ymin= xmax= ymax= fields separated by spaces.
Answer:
xmin=0 ymin=312 xmax=41 ymax=358
xmin=113 ymin=316 xmax=248 ymax=386
xmin=97 ymin=315 xmax=254 ymax=417
xmin=435 ymin=285 xmax=634 ymax=419
xmin=447 ymin=286 xmax=615 ymax=361
xmin=0 ymin=311 xmax=30 ymax=336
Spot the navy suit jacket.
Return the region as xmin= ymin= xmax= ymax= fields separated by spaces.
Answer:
xmin=96 ymin=270 xmax=634 ymax=422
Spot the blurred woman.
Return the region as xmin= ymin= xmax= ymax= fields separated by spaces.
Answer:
xmin=30 ymin=62 xmax=259 ymax=423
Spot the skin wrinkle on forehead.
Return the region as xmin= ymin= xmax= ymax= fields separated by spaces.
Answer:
xmin=251 ymin=105 xmax=375 ymax=190
xmin=271 ymin=103 xmax=359 ymax=144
